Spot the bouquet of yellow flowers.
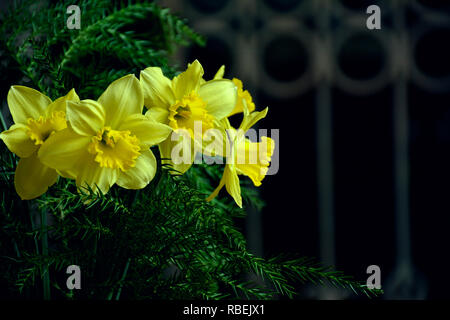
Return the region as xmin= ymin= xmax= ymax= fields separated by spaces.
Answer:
xmin=2 ymin=61 xmax=274 ymax=208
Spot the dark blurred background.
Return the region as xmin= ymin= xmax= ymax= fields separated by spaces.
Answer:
xmin=162 ymin=0 xmax=450 ymax=299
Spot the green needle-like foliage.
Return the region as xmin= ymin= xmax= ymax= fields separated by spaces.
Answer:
xmin=0 ymin=0 xmax=382 ymax=299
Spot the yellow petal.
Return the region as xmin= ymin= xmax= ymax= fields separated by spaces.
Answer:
xmin=7 ymin=86 xmax=52 ymax=124
xmin=145 ymin=107 xmax=169 ymax=124
xmin=140 ymin=67 xmax=175 ymax=109
xmin=116 ymin=149 xmax=157 ymax=189
xmin=207 ymin=139 xmax=249 ymax=207
xmin=236 ymin=164 xmax=266 ymax=187
xmin=0 ymin=123 xmax=38 ymax=158
xmin=57 ymin=169 xmax=77 ymax=180
xmin=206 ymin=173 xmax=226 ymax=202
xmin=239 ymin=107 xmax=269 ymax=132
xmin=228 ymin=78 xmax=256 ymax=117
xmin=172 ymin=60 xmax=204 ymax=99
xmin=213 ymin=65 xmax=225 ymax=80
xmin=202 ymin=124 xmax=228 ymax=158
xmin=38 ymin=127 xmax=91 ymax=172
xmin=235 ymin=136 xmax=274 ymax=186
xmin=159 ymin=134 xmax=193 ymax=174
xmin=46 ymin=88 xmax=80 ymax=115
xmin=98 ymin=74 xmax=143 ymax=129
xmin=76 ymin=159 xmax=119 ymax=195
xmin=225 ymin=166 xmax=242 ymax=208
xmin=119 ymin=113 xmax=172 ymax=146
xmin=14 ymin=152 xmax=58 ymax=200
xmin=66 ymin=99 xmax=105 ymax=136
xmin=199 ymin=79 xmax=237 ymax=120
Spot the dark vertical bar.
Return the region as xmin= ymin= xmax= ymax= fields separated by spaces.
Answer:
xmin=316 ymin=0 xmax=336 ymax=299
xmin=241 ymin=0 xmax=264 ymax=259
xmin=386 ymin=0 xmax=426 ymax=299
xmin=316 ymin=83 xmax=335 ymax=268
xmin=393 ymin=78 xmax=411 ymax=265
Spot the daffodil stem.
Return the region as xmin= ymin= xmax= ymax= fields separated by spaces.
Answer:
xmin=115 ymin=258 xmax=130 ymax=301
xmin=40 ymin=207 xmax=51 ymax=300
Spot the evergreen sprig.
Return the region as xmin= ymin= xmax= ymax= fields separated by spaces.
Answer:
xmin=0 ymin=0 xmax=204 ymax=100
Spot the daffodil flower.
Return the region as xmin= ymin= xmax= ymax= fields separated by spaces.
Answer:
xmin=212 ymin=65 xmax=255 ymax=117
xmin=140 ymin=60 xmax=237 ymax=173
xmin=39 ymin=74 xmax=172 ymax=195
xmin=206 ymin=108 xmax=275 ymax=208
xmin=0 ymin=86 xmax=79 ymax=200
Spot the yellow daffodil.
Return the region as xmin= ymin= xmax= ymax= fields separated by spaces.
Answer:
xmin=39 ymin=74 xmax=172 ymax=195
xmin=140 ymin=60 xmax=237 ymax=173
xmin=0 ymin=86 xmax=79 ymax=200
xmin=212 ymin=65 xmax=255 ymax=117
xmin=206 ymin=108 xmax=274 ymax=208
